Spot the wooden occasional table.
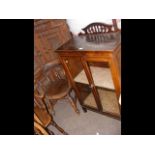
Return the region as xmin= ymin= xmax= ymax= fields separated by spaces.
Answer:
xmin=56 ymin=32 xmax=121 ymax=119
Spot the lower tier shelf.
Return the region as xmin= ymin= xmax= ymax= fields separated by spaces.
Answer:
xmin=84 ymin=88 xmax=120 ymax=115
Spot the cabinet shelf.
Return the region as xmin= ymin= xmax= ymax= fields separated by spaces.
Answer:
xmin=74 ymin=66 xmax=115 ymax=90
xmin=84 ymin=88 xmax=119 ymax=115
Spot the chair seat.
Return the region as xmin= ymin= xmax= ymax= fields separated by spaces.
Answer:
xmin=46 ymin=79 xmax=71 ymax=100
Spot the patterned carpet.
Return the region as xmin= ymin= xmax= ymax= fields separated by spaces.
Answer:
xmin=48 ymin=98 xmax=121 ymax=135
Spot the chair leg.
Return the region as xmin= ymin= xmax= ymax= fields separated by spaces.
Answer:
xmin=50 ymin=121 xmax=68 ymax=135
xmin=82 ymin=107 xmax=87 ymax=113
xmin=46 ymin=100 xmax=56 ymax=116
xmin=67 ymin=94 xmax=80 ymax=114
xmin=46 ymin=110 xmax=68 ymax=135
xmin=46 ymin=127 xmax=55 ymax=135
xmin=73 ymin=91 xmax=78 ymax=104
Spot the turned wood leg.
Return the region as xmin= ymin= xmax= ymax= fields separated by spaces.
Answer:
xmin=109 ymin=58 xmax=121 ymax=99
xmin=71 ymin=89 xmax=78 ymax=103
xmin=46 ymin=127 xmax=55 ymax=135
xmin=46 ymin=100 xmax=56 ymax=116
xmin=82 ymin=107 xmax=87 ymax=113
xmin=73 ymin=93 xmax=78 ymax=104
xmin=50 ymin=121 xmax=68 ymax=135
xmin=67 ymin=94 xmax=80 ymax=114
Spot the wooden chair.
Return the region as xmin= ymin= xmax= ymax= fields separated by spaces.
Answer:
xmin=34 ymin=77 xmax=68 ymax=135
xmin=35 ymin=59 xmax=79 ymax=115
xmin=79 ymin=22 xmax=119 ymax=35
xmin=34 ymin=113 xmax=50 ymax=135
xmin=78 ymin=22 xmax=120 ymax=44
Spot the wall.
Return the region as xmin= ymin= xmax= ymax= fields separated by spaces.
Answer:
xmin=67 ymin=19 xmax=121 ymax=35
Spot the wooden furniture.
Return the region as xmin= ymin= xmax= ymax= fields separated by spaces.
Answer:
xmin=34 ymin=122 xmax=49 ymax=135
xmin=34 ymin=113 xmax=50 ymax=135
xmin=34 ymin=75 xmax=68 ymax=135
xmin=39 ymin=59 xmax=79 ymax=114
xmin=56 ymin=31 xmax=121 ymax=119
xmin=79 ymin=20 xmax=119 ymax=35
xmin=34 ymin=19 xmax=71 ymax=71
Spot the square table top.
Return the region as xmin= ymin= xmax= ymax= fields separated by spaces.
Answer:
xmin=56 ymin=31 xmax=121 ymax=52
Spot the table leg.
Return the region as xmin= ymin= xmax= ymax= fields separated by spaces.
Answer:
xmin=109 ymin=57 xmax=121 ymax=99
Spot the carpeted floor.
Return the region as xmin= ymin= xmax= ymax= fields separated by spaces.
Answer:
xmin=48 ymin=99 xmax=121 ymax=135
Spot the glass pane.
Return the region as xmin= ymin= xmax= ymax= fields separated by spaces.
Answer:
xmin=88 ymin=62 xmax=120 ymax=115
xmin=64 ymin=56 xmax=97 ymax=109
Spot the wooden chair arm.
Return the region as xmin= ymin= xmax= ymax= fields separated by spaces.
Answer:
xmin=34 ymin=92 xmax=45 ymax=99
xmin=34 ymin=121 xmax=49 ymax=135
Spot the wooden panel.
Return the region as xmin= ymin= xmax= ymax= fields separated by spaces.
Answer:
xmin=34 ymin=33 xmax=47 ymax=69
xmin=63 ymin=56 xmax=83 ymax=79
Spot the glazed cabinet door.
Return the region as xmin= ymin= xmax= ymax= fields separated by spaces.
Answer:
xmin=82 ymin=57 xmax=120 ymax=117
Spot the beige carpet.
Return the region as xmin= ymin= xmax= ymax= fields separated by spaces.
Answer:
xmin=48 ymin=96 xmax=121 ymax=135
